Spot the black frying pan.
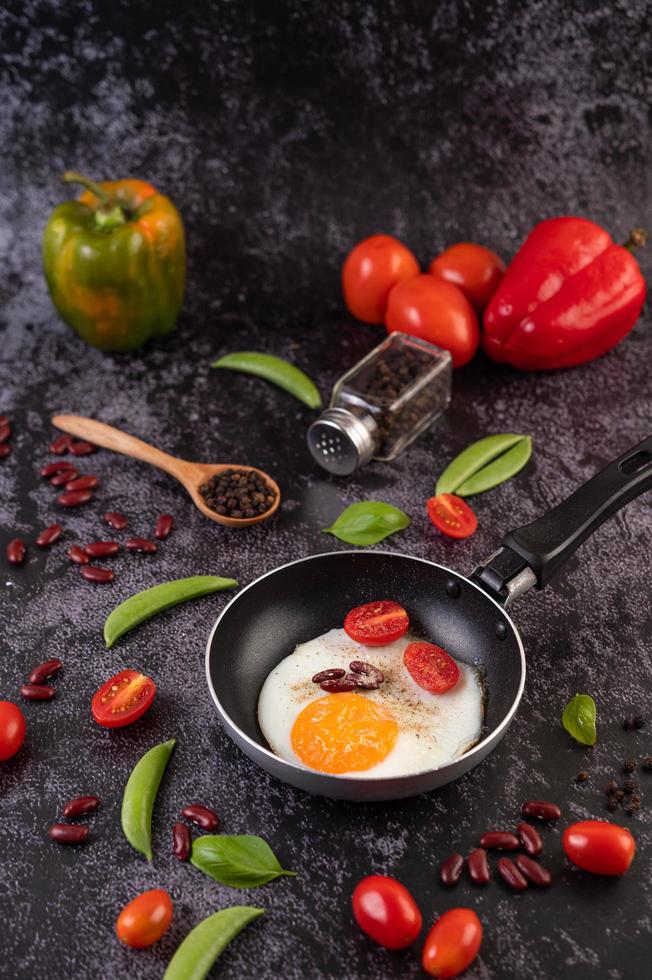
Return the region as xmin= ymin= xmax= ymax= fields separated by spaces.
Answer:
xmin=205 ymin=436 xmax=652 ymax=801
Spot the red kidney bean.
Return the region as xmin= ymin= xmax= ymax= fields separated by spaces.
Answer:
xmin=67 ymin=545 xmax=90 ymax=565
xmin=467 ymin=848 xmax=490 ymax=884
xmin=50 ymin=468 xmax=78 ymax=487
xmin=173 ymin=821 xmax=192 ymax=860
xmin=521 ymin=800 xmax=561 ymax=821
xmin=57 ymin=490 xmax=94 ymax=507
xmin=181 ymin=804 xmax=220 ymax=832
xmin=497 ymin=856 xmax=528 ymax=891
xmin=440 ymin=853 xmax=464 ymax=886
xmin=48 ymin=824 xmax=89 ymax=844
xmin=126 ymin=537 xmax=157 ymax=553
xmin=349 ymin=660 xmax=384 ymax=689
xmin=479 ymin=831 xmax=520 ymax=850
xmin=21 ymin=683 xmax=55 ymax=701
xmin=320 ymin=675 xmax=358 ymax=693
xmin=65 ymin=475 xmax=100 ymax=492
xmin=28 ymin=659 xmax=63 ymax=684
xmin=0 ymin=415 xmax=8 ymax=426
xmin=84 ymin=541 xmax=120 ymax=558
xmin=0 ymin=443 xmax=10 ymax=458
xmin=63 ymin=795 xmax=101 ymax=819
xmin=0 ymin=423 xmax=11 ymax=442
xmin=41 ymin=461 xmax=73 ymax=477
xmin=515 ymin=854 xmax=552 ymax=886
xmin=36 ymin=524 xmax=62 ymax=547
xmin=104 ymin=511 xmax=128 ymax=530
xmin=81 ymin=566 xmax=114 ymax=583
xmin=155 ymin=514 xmax=174 ymax=539
xmin=312 ymin=668 xmax=346 ymax=683
xmin=69 ymin=440 xmax=96 ymax=456
xmin=49 ymin=435 xmax=70 ymax=455
xmin=7 ymin=538 xmax=26 ymax=565
xmin=517 ymin=821 xmax=543 ymax=857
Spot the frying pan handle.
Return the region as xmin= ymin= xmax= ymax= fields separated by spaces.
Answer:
xmin=473 ymin=435 xmax=652 ymax=604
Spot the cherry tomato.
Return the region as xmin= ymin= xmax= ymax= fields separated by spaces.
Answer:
xmin=385 ymin=275 xmax=479 ymax=368
xmin=422 ymin=908 xmax=482 ymax=978
xmin=427 ymin=494 xmax=477 ymax=540
xmin=562 ymin=820 xmax=635 ymax=876
xmin=115 ymin=888 xmax=173 ymax=948
xmin=403 ymin=641 xmax=460 ymax=693
xmin=344 ymin=600 xmax=409 ymax=646
xmin=0 ymin=701 xmax=26 ymax=761
xmin=342 ymin=234 xmax=420 ymax=324
xmin=352 ymin=874 xmax=422 ymax=950
xmin=429 ymin=243 xmax=505 ymax=312
xmin=91 ymin=669 xmax=156 ymax=729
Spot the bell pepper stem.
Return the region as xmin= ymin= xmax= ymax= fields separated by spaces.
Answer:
xmin=62 ymin=171 xmax=127 ymax=229
xmin=624 ymin=227 xmax=647 ymax=252
xmin=62 ymin=171 xmax=111 ymax=204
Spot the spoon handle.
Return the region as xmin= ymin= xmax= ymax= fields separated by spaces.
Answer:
xmin=51 ymin=414 xmax=185 ymax=481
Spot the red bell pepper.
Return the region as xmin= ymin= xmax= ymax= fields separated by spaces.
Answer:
xmin=483 ymin=217 xmax=646 ymax=370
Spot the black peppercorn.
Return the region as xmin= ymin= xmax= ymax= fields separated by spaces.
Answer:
xmin=615 ymin=789 xmax=625 ymax=801
xmin=623 ymin=778 xmax=638 ymax=794
xmin=576 ymin=771 xmax=589 ymax=783
xmin=604 ymin=780 xmax=619 ymax=796
xmin=643 ymin=756 xmax=652 ymax=771
xmin=199 ymin=468 xmax=278 ymax=519
xmin=623 ymin=760 xmax=636 ymax=773
xmin=623 ymin=799 xmax=640 ymax=814
xmin=606 ymin=797 xmax=618 ymax=811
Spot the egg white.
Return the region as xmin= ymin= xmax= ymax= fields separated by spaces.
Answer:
xmin=257 ymin=628 xmax=484 ymax=778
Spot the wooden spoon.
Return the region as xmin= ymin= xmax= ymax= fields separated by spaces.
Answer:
xmin=51 ymin=414 xmax=281 ymax=528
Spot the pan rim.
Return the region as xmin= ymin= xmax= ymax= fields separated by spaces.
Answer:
xmin=204 ymin=549 xmax=526 ymax=785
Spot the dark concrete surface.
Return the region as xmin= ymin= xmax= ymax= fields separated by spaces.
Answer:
xmin=0 ymin=1 xmax=651 ymax=977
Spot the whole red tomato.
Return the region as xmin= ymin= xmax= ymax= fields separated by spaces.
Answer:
xmin=562 ymin=820 xmax=635 ymax=876
xmin=352 ymin=874 xmax=422 ymax=949
xmin=422 ymin=908 xmax=483 ymax=978
xmin=385 ymin=275 xmax=479 ymax=367
xmin=115 ymin=888 xmax=173 ymax=948
xmin=429 ymin=242 xmax=505 ymax=312
xmin=342 ymin=235 xmax=420 ymax=324
xmin=0 ymin=701 xmax=26 ymax=761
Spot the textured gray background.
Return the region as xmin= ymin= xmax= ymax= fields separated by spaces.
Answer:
xmin=0 ymin=1 xmax=651 ymax=978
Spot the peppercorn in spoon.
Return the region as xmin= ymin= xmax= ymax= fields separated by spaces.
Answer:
xmin=51 ymin=415 xmax=280 ymax=527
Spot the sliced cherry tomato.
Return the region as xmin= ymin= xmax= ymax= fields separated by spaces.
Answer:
xmin=429 ymin=242 xmax=505 ymax=312
xmin=342 ymin=234 xmax=420 ymax=324
xmin=352 ymin=874 xmax=422 ymax=950
xmin=91 ymin=669 xmax=156 ymax=729
xmin=0 ymin=701 xmax=26 ymax=761
xmin=115 ymin=888 xmax=173 ymax=948
xmin=385 ymin=274 xmax=479 ymax=368
xmin=427 ymin=494 xmax=477 ymax=540
xmin=344 ymin=600 xmax=409 ymax=646
xmin=403 ymin=641 xmax=460 ymax=693
xmin=562 ymin=820 xmax=635 ymax=876
xmin=422 ymin=907 xmax=482 ymax=978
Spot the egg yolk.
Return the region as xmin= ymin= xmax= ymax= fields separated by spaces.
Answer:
xmin=291 ymin=692 xmax=398 ymax=774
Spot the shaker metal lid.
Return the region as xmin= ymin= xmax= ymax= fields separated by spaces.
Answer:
xmin=307 ymin=407 xmax=377 ymax=475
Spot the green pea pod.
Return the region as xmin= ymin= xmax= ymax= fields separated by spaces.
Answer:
xmin=163 ymin=907 xmax=264 ymax=980
xmin=104 ymin=575 xmax=238 ymax=648
xmin=436 ymin=434 xmax=532 ymax=496
xmin=211 ymin=352 xmax=322 ymax=409
xmin=121 ymin=738 xmax=175 ymax=860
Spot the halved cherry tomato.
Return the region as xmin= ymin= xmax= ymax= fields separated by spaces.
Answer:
xmin=562 ymin=820 xmax=635 ymax=876
xmin=352 ymin=874 xmax=422 ymax=950
xmin=342 ymin=234 xmax=420 ymax=324
xmin=427 ymin=494 xmax=477 ymax=540
xmin=422 ymin=908 xmax=482 ymax=978
xmin=91 ymin=669 xmax=156 ymax=729
xmin=0 ymin=701 xmax=26 ymax=761
xmin=115 ymin=888 xmax=173 ymax=948
xmin=403 ymin=641 xmax=460 ymax=693
xmin=385 ymin=275 xmax=479 ymax=368
xmin=429 ymin=243 xmax=505 ymax=312
xmin=344 ymin=600 xmax=409 ymax=646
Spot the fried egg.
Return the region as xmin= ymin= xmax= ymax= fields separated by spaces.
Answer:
xmin=257 ymin=628 xmax=484 ymax=778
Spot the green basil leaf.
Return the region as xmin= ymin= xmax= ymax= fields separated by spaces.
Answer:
xmin=323 ymin=501 xmax=411 ymax=546
xmin=191 ymin=835 xmax=297 ymax=888
xmin=436 ymin=434 xmax=532 ymax=496
xmin=562 ymin=694 xmax=597 ymax=745
xmin=163 ymin=906 xmax=264 ymax=980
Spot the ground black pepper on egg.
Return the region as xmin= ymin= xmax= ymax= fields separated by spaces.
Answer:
xmin=199 ymin=468 xmax=277 ymax=518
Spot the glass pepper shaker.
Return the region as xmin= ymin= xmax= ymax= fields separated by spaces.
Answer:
xmin=307 ymin=332 xmax=452 ymax=475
